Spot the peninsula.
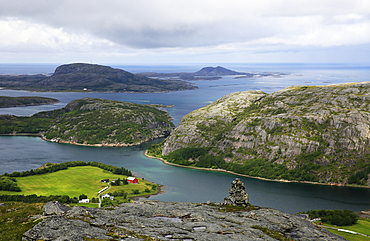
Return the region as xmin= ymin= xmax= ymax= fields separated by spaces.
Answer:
xmin=0 ymin=97 xmax=175 ymax=146
xmin=0 ymin=63 xmax=197 ymax=92
xmin=0 ymin=96 xmax=59 ymax=108
xmin=148 ymin=81 xmax=370 ymax=187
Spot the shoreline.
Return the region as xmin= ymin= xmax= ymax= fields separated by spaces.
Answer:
xmin=144 ymin=150 xmax=370 ymax=189
xmin=0 ymin=133 xmax=157 ymax=147
xmin=2 ymin=133 xmax=368 ymax=189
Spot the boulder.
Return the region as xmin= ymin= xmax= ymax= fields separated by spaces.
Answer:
xmin=43 ymin=201 xmax=71 ymax=216
xmin=22 ymin=215 xmax=111 ymax=241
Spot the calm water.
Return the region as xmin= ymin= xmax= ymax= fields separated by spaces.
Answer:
xmin=0 ymin=63 xmax=369 ymax=214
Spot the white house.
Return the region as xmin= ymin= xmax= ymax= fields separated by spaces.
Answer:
xmin=101 ymin=193 xmax=110 ymax=199
xmin=79 ymin=199 xmax=90 ymax=203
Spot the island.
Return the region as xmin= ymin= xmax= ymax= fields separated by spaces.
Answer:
xmin=0 ymin=63 xmax=197 ymax=92
xmin=148 ymin=81 xmax=370 ymax=187
xmin=0 ymin=97 xmax=175 ymax=146
xmin=0 ymin=96 xmax=59 ymax=108
xmin=138 ymin=66 xmax=286 ymax=81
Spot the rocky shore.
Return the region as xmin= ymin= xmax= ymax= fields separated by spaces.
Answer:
xmin=22 ymin=179 xmax=345 ymax=241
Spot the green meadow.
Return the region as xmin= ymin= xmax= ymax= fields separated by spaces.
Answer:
xmin=0 ymin=166 xmax=157 ymax=200
xmin=316 ymin=219 xmax=370 ymax=241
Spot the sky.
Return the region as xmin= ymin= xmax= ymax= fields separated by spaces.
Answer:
xmin=0 ymin=0 xmax=369 ymax=64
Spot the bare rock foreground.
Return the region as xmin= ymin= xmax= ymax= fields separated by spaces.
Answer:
xmin=23 ymin=179 xmax=344 ymax=241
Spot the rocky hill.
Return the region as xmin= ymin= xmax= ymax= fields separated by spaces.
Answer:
xmin=22 ymin=179 xmax=344 ymax=240
xmin=0 ymin=63 xmax=197 ymax=92
xmin=0 ymin=96 xmax=59 ymax=108
xmin=154 ymin=82 xmax=370 ymax=186
xmin=194 ymin=66 xmax=243 ymax=76
xmin=0 ymin=98 xmax=174 ymax=146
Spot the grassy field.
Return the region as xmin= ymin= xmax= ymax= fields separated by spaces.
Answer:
xmin=317 ymin=219 xmax=370 ymax=241
xmin=0 ymin=166 xmax=157 ymax=200
xmin=0 ymin=202 xmax=44 ymax=241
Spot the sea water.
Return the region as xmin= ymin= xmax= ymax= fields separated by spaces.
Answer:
xmin=0 ymin=63 xmax=369 ymax=214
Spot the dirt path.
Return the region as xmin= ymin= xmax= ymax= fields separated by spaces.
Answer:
xmin=98 ymin=183 xmax=111 ymax=208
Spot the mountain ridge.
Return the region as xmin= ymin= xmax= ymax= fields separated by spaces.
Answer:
xmin=150 ymin=81 xmax=370 ymax=187
xmin=0 ymin=63 xmax=197 ymax=92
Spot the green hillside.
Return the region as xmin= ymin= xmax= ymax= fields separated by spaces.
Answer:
xmin=0 ymin=97 xmax=174 ymax=145
xmin=150 ymin=82 xmax=370 ymax=186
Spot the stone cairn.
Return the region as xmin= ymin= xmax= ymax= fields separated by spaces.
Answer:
xmin=222 ymin=178 xmax=249 ymax=207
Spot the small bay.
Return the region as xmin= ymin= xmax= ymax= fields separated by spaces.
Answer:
xmin=0 ymin=63 xmax=369 ymax=214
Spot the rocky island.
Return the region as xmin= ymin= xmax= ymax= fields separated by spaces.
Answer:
xmin=0 ymin=96 xmax=59 ymax=108
xmin=137 ymin=66 xmax=284 ymax=81
xmin=21 ymin=179 xmax=344 ymax=240
xmin=0 ymin=97 xmax=175 ymax=146
xmin=0 ymin=63 xmax=197 ymax=92
xmin=148 ymin=81 xmax=370 ymax=187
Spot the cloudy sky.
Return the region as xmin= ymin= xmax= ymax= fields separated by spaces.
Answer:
xmin=0 ymin=0 xmax=369 ymax=64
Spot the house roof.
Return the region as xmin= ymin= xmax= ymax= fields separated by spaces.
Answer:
xmin=127 ymin=177 xmax=137 ymax=181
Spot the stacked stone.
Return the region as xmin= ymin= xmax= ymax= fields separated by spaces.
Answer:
xmin=222 ymin=178 xmax=249 ymax=207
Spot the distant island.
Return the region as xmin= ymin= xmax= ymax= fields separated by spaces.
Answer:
xmin=0 ymin=63 xmax=197 ymax=93
xmin=138 ymin=66 xmax=286 ymax=81
xmin=0 ymin=96 xmax=59 ymax=108
xmin=0 ymin=97 xmax=175 ymax=146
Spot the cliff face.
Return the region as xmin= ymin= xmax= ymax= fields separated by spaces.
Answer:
xmin=162 ymin=82 xmax=370 ymax=186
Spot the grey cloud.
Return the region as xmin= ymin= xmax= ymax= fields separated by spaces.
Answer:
xmin=0 ymin=1 xmax=278 ymax=48
xmin=0 ymin=0 xmax=369 ymax=50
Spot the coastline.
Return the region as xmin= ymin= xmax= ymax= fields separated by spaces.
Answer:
xmin=2 ymin=133 xmax=368 ymax=189
xmin=0 ymin=133 xmax=156 ymax=147
xmin=144 ymin=150 xmax=370 ymax=189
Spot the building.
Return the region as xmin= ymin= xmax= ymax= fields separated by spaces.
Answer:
xmin=79 ymin=199 xmax=90 ymax=203
xmin=101 ymin=179 xmax=110 ymax=183
xmin=127 ymin=177 xmax=138 ymax=184
xmin=101 ymin=193 xmax=110 ymax=199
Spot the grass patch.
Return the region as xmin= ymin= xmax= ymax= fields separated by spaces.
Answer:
xmin=316 ymin=219 xmax=370 ymax=241
xmin=0 ymin=166 xmax=157 ymax=201
xmin=0 ymin=202 xmax=44 ymax=241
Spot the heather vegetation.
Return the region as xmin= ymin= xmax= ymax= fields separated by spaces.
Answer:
xmin=159 ymin=83 xmax=370 ymax=186
xmin=0 ymin=98 xmax=174 ymax=145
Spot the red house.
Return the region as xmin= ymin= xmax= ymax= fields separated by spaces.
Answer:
xmin=127 ymin=177 xmax=138 ymax=184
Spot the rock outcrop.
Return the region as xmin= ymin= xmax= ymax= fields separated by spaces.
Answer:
xmin=43 ymin=201 xmax=71 ymax=215
xmin=222 ymin=178 xmax=249 ymax=207
xmin=160 ymin=82 xmax=370 ymax=186
xmin=23 ymin=200 xmax=344 ymax=241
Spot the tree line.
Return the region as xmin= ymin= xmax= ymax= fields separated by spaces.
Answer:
xmin=162 ymin=147 xmax=319 ymax=182
xmin=304 ymin=209 xmax=358 ymax=226
xmin=0 ymin=194 xmax=78 ymax=203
